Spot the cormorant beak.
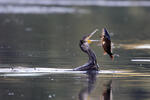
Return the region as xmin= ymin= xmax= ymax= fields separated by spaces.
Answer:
xmin=87 ymin=40 xmax=92 ymax=44
xmin=87 ymin=39 xmax=100 ymax=44
xmin=85 ymin=29 xmax=99 ymax=44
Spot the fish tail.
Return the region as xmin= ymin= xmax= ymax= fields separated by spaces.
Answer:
xmin=110 ymin=54 xmax=114 ymax=60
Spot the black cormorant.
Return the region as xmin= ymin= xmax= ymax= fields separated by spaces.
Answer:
xmin=73 ymin=29 xmax=99 ymax=71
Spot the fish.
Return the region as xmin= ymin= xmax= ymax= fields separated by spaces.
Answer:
xmin=101 ymin=28 xmax=114 ymax=60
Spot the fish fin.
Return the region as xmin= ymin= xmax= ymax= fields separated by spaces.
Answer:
xmin=110 ymin=55 xmax=114 ymax=61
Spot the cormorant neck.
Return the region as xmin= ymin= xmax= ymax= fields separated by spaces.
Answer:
xmin=86 ymin=48 xmax=96 ymax=62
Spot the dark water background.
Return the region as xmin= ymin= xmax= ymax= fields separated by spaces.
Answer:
xmin=0 ymin=0 xmax=150 ymax=100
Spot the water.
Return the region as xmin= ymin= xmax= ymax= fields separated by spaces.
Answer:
xmin=0 ymin=0 xmax=150 ymax=100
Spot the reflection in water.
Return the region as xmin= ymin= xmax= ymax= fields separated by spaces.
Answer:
xmin=78 ymin=71 xmax=112 ymax=100
xmin=101 ymin=81 xmax=112 ymax=100
xmin=78 ymin=71 xmax=97 ymax=100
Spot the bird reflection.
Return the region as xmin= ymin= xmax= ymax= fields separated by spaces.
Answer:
xmin=78 ymin=71 xmax=97 ymax=100
xmin=78 ymin=71 xmax=112 ymax=100
xmin=101 ymin=80 xmax=112 ymax=100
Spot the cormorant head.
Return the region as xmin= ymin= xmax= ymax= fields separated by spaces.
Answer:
xmin=80 ymin=29 xmax=99 ymax=52
xmin=79 ymin=35 xmax=92 ymax=52
xmin=82 ymin=34 xmax=93 ymax=44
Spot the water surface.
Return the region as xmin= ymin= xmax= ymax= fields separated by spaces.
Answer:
xmin=0 ymin=0 xmax=150 ymax=100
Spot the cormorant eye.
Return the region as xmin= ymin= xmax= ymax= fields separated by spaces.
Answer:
xmin=80 ymin=40 xmax=84 ymax=44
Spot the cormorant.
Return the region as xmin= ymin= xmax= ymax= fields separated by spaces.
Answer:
xmin=73 ymin=29 xmax=99 ymax=71
xmin=73 ymin=28 xmax=113 ymax=71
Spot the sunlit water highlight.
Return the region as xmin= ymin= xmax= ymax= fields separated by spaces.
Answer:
xmin=0 ymin=0 xmax=150 ymax=14
xmin=1 ymin=0 xmax=150 ymax=7
xmin=135 ymin=44 xmax=150 ymax=49
xmin=120 ymin=44 xmax=150 ymax=49
xmin=131 ymin=59 xmax=150 ymax=62
xmin=0 ymin=67 xmax=149 ymax=77
xmin=0 ymin=6 xmax=88 ymax=14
